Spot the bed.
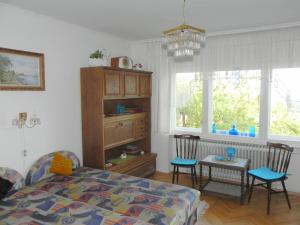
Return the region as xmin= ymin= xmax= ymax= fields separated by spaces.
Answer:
xmin=0 ymin=151 xmax=207 ymax=225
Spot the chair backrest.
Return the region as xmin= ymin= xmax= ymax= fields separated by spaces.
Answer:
xmin=174 ymin=134 xmax=200 ymax=160
xmin=267 ymin=142 xmax=293 ymax=173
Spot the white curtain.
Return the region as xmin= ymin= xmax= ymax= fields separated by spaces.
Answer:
xmin=131 ymin=27 xmax=300 ymax=135
xmin=131 ymin=40 xmax=205 ymax=134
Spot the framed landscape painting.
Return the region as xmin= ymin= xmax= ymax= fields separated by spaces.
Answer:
xmin=0 ymin=47 xmax=45 ymax=90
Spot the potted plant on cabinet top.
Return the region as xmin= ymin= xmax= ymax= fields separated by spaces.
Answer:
xmin=88 ymin=49 xmax=107 ymax=66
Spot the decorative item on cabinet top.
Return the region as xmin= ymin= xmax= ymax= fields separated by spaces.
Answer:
xmin=111 ymin=56 xmax=133 ymax=69
xmin=133 ymin=63 xmax=143 ymax=70
xmin=88 ymin=49 xmax=109 ymax=66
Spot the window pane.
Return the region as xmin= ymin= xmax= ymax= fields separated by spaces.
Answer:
xmin=176 ymin=73 xmax=203 ymax=128
xmin=212 ymin=70 xmax=261 ymax=135
xmin=270 ymin=68 xmax=300 ymax=137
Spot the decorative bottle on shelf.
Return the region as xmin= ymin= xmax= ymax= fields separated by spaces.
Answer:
xmin=228 ymin=124 xmax=239 ymax=135
xmin=211 ymin=123 xmax=217 ymax=134
xmin=249 ymin=126 xmax=256 ymax=137
xmin=116 ymin=104 xmax=125 ymax=114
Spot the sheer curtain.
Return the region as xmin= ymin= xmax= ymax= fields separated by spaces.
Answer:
xmin=131 ymin=27 xmax=300 ymax=135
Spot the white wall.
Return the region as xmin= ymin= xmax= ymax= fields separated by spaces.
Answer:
xmin=0 ymin=3 xmax=130 ymax=176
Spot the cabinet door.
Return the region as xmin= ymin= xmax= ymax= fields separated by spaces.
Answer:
xmin=139 ymin=75 xmax=151 ymax=97
xmin=104 ymin=70 xmax=124 ymax=98
xmin=124 ymin=72 xmax=139 ymax=97
xmin=104 ymin=120 xmax=135 ymax=149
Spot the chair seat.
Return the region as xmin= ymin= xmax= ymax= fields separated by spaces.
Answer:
xmin=248 ymin=167 xmax=286 ymax=181
xmin=171 ymin=157 xmax=197 ymax=166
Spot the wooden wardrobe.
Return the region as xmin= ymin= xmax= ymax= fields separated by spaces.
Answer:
xmin=80 ymin=66 xmax=156 ymax=177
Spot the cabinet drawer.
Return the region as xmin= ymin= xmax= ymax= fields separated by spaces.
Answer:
xmin=104 ymin=120 xmax=134 ymax=148
xmin=134 ymin=117 xmax=148 ymax=139
xmin=126 ymin=159 xmax=156 ymax=177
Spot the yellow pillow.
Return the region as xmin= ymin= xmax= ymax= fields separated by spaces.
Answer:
xmin=49 ymin=153 xmax=73 ymax=176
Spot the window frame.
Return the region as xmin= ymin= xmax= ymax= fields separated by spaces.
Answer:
xmin=173 ymin=67 xmax=300 ymax=147
xmin=174 ymin=72 xmax=204 ymax=131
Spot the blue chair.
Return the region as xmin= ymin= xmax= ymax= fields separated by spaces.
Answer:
xmin=171 ymin=135 xmax=200 ymax=188
xmin=248 ymin=142 xmax=293 ymax=214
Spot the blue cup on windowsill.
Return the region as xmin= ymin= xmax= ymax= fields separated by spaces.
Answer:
xmin=228 ymin=124 xmax=239 ymax=135
xmin=226 ymin=147 xmax=236 ymax=161
xmin=249 ymin=126 xmax=256 ymax=137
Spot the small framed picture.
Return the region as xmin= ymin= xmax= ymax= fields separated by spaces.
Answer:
xmin=0 ymin=47 xmax=45 ymax=91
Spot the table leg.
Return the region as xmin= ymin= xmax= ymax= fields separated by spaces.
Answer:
xmin=199 ymin=164 xmax=203 ymax=191
xmin=240 ymin=170 xmax=245 ymax=205
xmin=209 ymin=166 xmax=212 ymax=181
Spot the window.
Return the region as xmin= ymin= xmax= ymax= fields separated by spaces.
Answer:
xmin=212 ymin=70 xmax=261 ymax=136
xmin=176 ymin=73 xmax=203 ymax=129
xmin=270 ymin=68 xmax=300 ymax=137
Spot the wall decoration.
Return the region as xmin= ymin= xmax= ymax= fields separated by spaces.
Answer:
xmin=0 ymin=47 xmax=45 ymax=91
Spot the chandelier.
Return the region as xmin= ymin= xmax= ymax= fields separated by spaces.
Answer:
xmin=162 ymin=0 xmax=206 ymax=58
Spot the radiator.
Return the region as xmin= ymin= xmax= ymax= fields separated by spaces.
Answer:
xmin=195 ymin=139 xmax=269 ymax=181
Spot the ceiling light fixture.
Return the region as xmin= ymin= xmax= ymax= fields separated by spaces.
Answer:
xmin=162 ymin=0 xmax=206 ymax=58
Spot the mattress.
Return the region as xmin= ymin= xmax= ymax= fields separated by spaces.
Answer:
xmin=0 ymin=167 xmax=203 ymax=225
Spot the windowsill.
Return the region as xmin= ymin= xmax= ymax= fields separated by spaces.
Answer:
xmin=171 ymin=129 xmax=300 ymax=149
xmin=171 ymin=127 xmax=265 ymax=145
xmin=202 ymin=133 xmax=266 ymax=145
xmin=173 ymin=127 xmax=202 ymax=134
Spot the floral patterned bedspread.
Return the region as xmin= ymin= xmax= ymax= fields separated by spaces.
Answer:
xmin=0 ymin=167 xmax=201 ymax=225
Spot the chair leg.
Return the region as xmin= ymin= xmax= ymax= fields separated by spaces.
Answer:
xmin=193 ymin=166 xmax=198 ymax=185
xmin=267 ymin=182 xmax=272 ymax=214
xmin=172 ymin=165 xmax=176 ymax=184
xmin=176 ymin=166 xmax=179 ymax=184
xmin=191 ymin=167 xmax=195 ymax=188
xmin=281 ymin=180 xmax=292 ymax=209
xmin=248 ymin=176 xmax=255 ymax=203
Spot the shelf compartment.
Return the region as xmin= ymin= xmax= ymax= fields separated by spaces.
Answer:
xmin=107 ymin=153 xmax=157 ymax=177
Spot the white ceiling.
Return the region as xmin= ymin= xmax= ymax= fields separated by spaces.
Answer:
xmin=2 ymin=0 xmax=300 ymax=40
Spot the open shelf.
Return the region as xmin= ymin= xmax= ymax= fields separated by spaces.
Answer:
xmin=106 ymin=153 xmax=157 ymax=177
xmin=103 ymin=98 xmax=149 ymax=118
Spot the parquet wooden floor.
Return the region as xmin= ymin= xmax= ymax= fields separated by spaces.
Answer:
xmin=149 ymin=172 xmax=300 ymax=225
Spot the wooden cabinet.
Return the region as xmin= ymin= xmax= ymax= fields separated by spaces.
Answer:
xmin=81 ymin=66 xmax=155 ymax=177
xmin=104 ymin=70 xmax=123 ymax=98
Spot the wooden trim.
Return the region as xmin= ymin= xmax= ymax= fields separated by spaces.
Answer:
xmin=0 ymin=47 xmax=45 ymax=91
xmin=81 ymin=66 xmax=152 ymax=74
